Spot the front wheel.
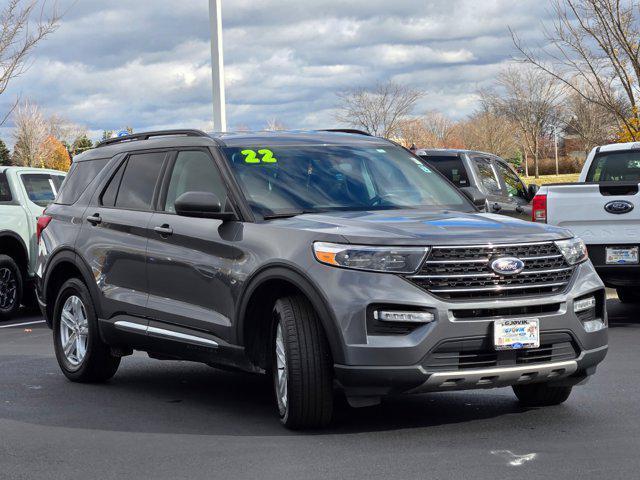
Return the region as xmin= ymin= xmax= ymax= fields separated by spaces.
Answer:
xmin=53 ymin=278 xmax=120 ymax=382
xmin=616 ymin=287 xmax=640 ymax=304
xmin=513 ymin=383 xmax=573 ymax=407
xmin=272 ymin=295 xmax=333 ymax=429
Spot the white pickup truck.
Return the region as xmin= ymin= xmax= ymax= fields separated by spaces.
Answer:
xmin=0 ymin=166 xmax=66 ymax=320
xmin=534 ymin=141 xmax=640 ymax=303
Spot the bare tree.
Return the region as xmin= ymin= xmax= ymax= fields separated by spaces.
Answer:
xmin=422 ymin=110 xmax=457 ymax=147
xmin=264 ymin=117 xmax=287 ymax=131
xmin=1 ymin=1 xmax=61 ymax=124
xmin=12 ymin=98 xmax=48 ymax=167
xmin=481 ymin=66 xmax=565 ymax=178
xmin=512 ymin=0 xmax=640 ymax=139
xmin=335 ymin=82 xmax=423 ymax=138
xmin=460 ymin=110 xmax=520 ymax=159
xmin=565 ymin=81 xmax=618 ymax=152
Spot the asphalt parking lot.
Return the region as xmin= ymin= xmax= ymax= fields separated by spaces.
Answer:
xmin=1 ymin=297 xmax=638 ymax=480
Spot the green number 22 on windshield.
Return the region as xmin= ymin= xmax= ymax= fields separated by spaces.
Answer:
xmin=242 ymin=149 xmax=277 ymax=164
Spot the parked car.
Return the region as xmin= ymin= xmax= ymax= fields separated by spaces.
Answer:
xmin=37 ymin=130 xmax=607 ymax=429
xmin=416 ymin=149 xmax=538 ymax=221
xmin=0 ymin=166 xmax=66 ymax=320
xmin=534 ymin=141 xmax=640 ymax=303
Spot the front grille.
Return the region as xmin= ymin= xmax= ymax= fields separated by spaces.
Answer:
xmin=452 ymin=303 xmax=561 ymax=320
xmin=406 ymin=242 xmax=575 ymax=300
xmin=422 ymin=332 xmax=579 ymax=372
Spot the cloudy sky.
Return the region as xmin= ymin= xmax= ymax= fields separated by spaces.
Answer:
xmin=0 ymin=0 xmax=554 ymax=145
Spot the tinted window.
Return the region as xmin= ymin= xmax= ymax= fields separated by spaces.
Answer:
xmin=164 ymin=151 xmax=228 ymax=213
xmin=21 ymin=174 xmax=63 ymax=207
xmin=115 ymin=152 xmax=166 ymax=210
xmin=473 ymin=158 xmax=501 ymax=195
xmin=587 ymin=151 xmax=640 ymax=182
xmin=56 ymin=159 xmax=107 ymax=205
xmin=0 ymin=173 xmax=11 ymax=202
xmin=421 ymin=155 xmax=470 ymax=187
xmin=100 ymin=160 xmax=126 ymax=207
xmin=223 ymin=145 xmax=471 ymax=215
xmin=494 ymin=161 xmax=527 ymax=200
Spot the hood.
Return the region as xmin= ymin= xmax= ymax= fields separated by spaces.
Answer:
xmin=269 ymin=209 xmax=572 ymax=246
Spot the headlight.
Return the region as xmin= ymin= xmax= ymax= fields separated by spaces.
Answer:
xmin=555 ymin=238 xmax=588 ymax=265
xmin=313 ymin=242 xmax=429 ymax=273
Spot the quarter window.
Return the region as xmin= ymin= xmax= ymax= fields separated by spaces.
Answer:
xmin=164 ymin=151 xmax=228 ymax=213
xmin=56 ymin=159 xmax=107 ymax=205
xmin=421 ymin=155 xmax=470 ymax=187
xmin=0 ymin=173 xmax=11 ymax=202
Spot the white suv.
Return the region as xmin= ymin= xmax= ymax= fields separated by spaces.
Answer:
xmin=0 ymin=166 xmax=66 ymax=320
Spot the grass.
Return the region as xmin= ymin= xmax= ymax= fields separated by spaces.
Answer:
xmin=523 ymin=173 xmax=580 ymax=185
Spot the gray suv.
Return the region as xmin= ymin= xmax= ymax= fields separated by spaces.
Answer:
xmin=36 ymin=129 xmax=608 ymax=429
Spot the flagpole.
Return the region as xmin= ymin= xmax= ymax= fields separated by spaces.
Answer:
xmin=209 ymin=0 xmax=227 ymax=131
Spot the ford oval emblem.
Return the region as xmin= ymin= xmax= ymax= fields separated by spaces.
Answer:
xmin=604 ymin=200 xmax=634 ymax=214
xmin=491 ymin=257 xmax=525 ymax=276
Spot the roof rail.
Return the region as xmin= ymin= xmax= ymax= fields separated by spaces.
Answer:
xmin=96 ymin=129 xmax=209 ymax=148
xmin=320 ymin=128 xmax=372 ymax=136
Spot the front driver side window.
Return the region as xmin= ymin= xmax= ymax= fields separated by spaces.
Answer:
xmin=164 ymin=150 xmax=228 ymax=213
xmin=494 ymin=161 xmax=527 ymax=201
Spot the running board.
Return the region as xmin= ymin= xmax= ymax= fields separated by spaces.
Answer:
xmin=113 ymin=320 xmax=218 ymax=348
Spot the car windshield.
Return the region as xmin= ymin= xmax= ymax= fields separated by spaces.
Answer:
xmin=586 ymin=151 xmax=640 ymax=182
xmin=223 ymin=145 xmax=471 ymax=216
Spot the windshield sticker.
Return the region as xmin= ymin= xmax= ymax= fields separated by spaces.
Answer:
xmin=242 ymin=149 xmax=278 ymax=164
xmin=418 ymin=165 xmax=431 ymax=173
xmin=376 ymin=149 xmax=386 ymax=153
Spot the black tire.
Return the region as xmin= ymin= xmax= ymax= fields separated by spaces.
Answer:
xmin=53 ymin=278 xmax=120 ymax=382
xmin=513 ymin=383 xmax=573 ymax=407
xmin=272 ymin=295 xmax=333 ymax=429
xmin=616 ymin=287 xmax=640 ymax=304
xmin=0 ymin=254 xmax=22 ymax=321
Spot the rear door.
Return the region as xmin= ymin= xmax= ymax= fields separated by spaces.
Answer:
xmin=145 ymin=148 xmax=242 ymax=342
xmin=75 ymin=150 xmax=168 ymax=321
xmin=492 ymin=158 xmax=531 ymax=220
xmin=471 ymin=156 xmax=507 ymax=214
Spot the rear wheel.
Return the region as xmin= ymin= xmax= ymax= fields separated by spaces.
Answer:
xmin=0 ymin=255 xmax=22 ymax=321
xmin=513 ymin=383 xmax=573 ymax=407
xmin=53 ymin=278 xmax=120 ymax=382
xmin=616 ymin=287 xmax=640 ymax=304
xmin=272 ymin=295 xmax=333 ymax=429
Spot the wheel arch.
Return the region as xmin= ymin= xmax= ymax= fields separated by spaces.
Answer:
xmin=236 ymin=263 xmax=346 ymax=369
xmin=43 ymin=248 xmax=102 ymax=327
xmin=0 ymin=230 xmax=29 ymax=278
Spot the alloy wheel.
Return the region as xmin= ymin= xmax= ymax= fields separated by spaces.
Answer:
xmin=59 ymin=295 xmax=89 ymax=366
xmin=275 ymin=322 xmax=288 ymax=414
xmin=0 ymin=267 xmax=17 ymax=310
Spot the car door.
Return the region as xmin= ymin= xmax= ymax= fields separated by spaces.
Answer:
xmin=492 ymin=158 xmax=532 ymax=220
xmin=470 ymin=156 xmax=507 ymax=214
xmin=145 ymin=148 xmax=242 ymax=342
xmin=75 ymin=150 xmax=168 ymax=321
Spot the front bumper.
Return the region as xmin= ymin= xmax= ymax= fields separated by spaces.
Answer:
xmin=308 ymin=260 xmax=608 ymax=396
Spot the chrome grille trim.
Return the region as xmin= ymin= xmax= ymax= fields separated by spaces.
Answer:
xmin=406 ymin=241 xmax=575 ymax=299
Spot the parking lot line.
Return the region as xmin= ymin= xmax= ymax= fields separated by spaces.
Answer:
xmin=0 ymin=320 xmax=46 ymax=329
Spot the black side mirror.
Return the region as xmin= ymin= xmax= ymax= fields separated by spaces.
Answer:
xmin=460 ymin=187 xmax=487 ymax=210
xmin=527 ymin=183 xmax=539 ymax=201
xmin=174 ymin=191 xmax=236 ymax=220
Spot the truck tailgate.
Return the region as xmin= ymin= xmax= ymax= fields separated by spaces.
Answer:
xmin=547 ymin=183 xmax=640 ymax=244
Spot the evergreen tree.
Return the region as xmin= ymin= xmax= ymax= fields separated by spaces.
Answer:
xmin=0 ymin=139 xmax=12 ymax=166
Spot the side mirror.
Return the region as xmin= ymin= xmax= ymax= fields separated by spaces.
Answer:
xmin=460 ymin=187 xmax=487 ymax=210
xmin=527 ymin=183 xmax=539 ymax=201
xmin=174 ymin=191 xmax=236 ymax=220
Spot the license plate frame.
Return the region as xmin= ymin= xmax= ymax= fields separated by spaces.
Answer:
xmin=494 ymin=318 xmax=540 ymax=350
xmin=606 ymin=246 xmax=639 ymax=265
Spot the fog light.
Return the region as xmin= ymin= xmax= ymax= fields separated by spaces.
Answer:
xmin=374 ymin=311 xmax=434 ymax=323
xmin=574 ymin=296 xmax=596 ymax=313
xmin=582 ymin=319 xmax=606 ymax=332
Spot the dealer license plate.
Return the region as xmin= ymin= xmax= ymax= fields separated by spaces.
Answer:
xmin=494 ymin=318 xmax=539 ymax=350
xmin=606 ymin=246 xmax=639 ymax=265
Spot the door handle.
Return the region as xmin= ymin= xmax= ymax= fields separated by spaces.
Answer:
xmin=86 ymin=214 xmax=102 ymax=225
xmin=492 ymin=203 xmax=502 ymax=212
xmin=154 ymin=225 xmax=173 ymax=236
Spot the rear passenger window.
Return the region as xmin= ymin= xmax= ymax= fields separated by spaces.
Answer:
xmin=56 ymin=159 xmax=108 ymax=205
xmin=0 ymin=173 xmax=11 ymax=202
xmin=473 ymin=158 xmax=501 ymax=195
xmin=113 ymin=152 xmax=166 ymax=210
xmin=421 ymin=156 xmax=470 ymax=187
